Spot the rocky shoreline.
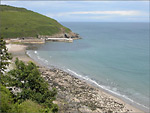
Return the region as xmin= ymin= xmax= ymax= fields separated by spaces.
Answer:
xmin=39 ymin=67 xmax=142 ymax=113
xmin=7 ymin=44 xmax=143 ymax=113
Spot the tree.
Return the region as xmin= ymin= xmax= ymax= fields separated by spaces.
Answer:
xmin=0 ymin=85 xmax=46 ymax=113
xmin=0 ymin=38 xmax=58 ymax=112
xmin=5 ymin=58 xmax=58 ymax=112
xmin=0 ymin=37 xmax=12 ymax=75
xmin=0 ymin=84 xmax=14 ymax=113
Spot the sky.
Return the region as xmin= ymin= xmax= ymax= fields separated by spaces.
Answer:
xmin=1 ymin=1 xmax=149 ymax=22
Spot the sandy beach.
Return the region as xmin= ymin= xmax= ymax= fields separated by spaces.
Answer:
xmin=6 ymin=43 xmax=144 ymax=113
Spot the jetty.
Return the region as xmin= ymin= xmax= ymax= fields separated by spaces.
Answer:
xmin=5 ymin=33 xmax=81 ymax=44
xmin=6 ymin=37 xmax=73 ymax=44
xmin=45 ymin=38 xmax=73 ymax=42
xmin=6 ymin=38 xmax=45 ymax=44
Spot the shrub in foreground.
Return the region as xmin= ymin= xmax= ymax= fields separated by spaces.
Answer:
xmin=1 ymin=58 xmax=58 ymax=112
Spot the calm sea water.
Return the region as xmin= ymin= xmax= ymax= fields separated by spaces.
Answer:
xmin=27 ymin=22 xmax=149 ymax=111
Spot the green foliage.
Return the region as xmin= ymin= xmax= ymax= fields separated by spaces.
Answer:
xmin=2 ymin=58 xmax=58 ymax=112
xmin=0 ymin=84 xmax=13 ymax=113
xmin=0 ymin=37 xmax=12 ymax=75
xmin=52 ymin=104 xmax=59 ymax=113
xmin=12 ymin=100 xmax=44 ymax=113
xmin=0 ymin=38 xmax=58 ymax=112
xmin=0 ymin=85 xmax=49 ymax=113
xmin=0 ymin=5 xmax=71 ymax=38
xmin=0 ymin=5 xmax=27 ymax=12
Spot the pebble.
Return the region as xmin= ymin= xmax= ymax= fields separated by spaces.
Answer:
xmin=39 ymin=67 xmax=134 ymax=113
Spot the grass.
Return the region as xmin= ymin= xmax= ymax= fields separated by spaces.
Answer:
xmin=16 ymin=100 xmax=44 ymax=113
xmin=0 ymin=5 xmax=71 ymax=38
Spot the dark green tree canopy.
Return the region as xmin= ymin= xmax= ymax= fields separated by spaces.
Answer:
xmin=2 ymin=58 xmax=58 ymax=112
xmin=0 ymin=37 xmax=12 ymax=75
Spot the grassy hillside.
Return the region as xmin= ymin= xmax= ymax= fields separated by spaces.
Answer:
xmin=0 ymin=5 xmax=71 ymax=38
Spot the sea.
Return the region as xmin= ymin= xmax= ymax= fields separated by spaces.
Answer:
xmin=27 ymin=22 xmax=149 ymax=112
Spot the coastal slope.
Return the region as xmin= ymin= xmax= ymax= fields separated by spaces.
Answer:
xmin=0 ymin=5 xmax=71 ymax=38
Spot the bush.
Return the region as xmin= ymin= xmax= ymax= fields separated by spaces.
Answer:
xmin=14 ymin=100 xmax=44 ymax=113
xmin=1 ymin=58 xmax=58 ymax=112
xmin=0 ymin=85 xmax=49 ymax=113
xmin=0 ymin=38 xmax=58 ymax=112
xmin=0 ymin=84 xmax=13 ymax=113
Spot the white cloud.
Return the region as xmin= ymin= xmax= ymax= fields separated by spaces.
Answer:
xmin=45 ymin=10 xmax=148 ymax=22
xmin=1 ymin=1 xmax=149 ymax=22
xmin=49 ymin=10 xmax=144 ymax=17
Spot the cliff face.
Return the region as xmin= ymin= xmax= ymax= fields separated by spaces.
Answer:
xmin=0 ymin=5 xmax=71 ymax=38
xmin=38 ymin=32 xmax=81 ymax=39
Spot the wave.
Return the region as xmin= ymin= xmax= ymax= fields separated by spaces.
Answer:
xmin=34 ymin=51 xmax=37 ymax=54
xmin=27 ymin=51 xmax=49 ymax=65
xmin=66 ymin=68 xmax=149 ymax=111
xmin=26 ymin=50 xmax=149 ymax=111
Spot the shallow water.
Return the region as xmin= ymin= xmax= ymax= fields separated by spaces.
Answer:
xmin=27 ymin=22 xmax=149 ymax=111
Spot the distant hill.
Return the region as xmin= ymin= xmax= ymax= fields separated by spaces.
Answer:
xmin=0 ymin=5 xmax=71 ymax=38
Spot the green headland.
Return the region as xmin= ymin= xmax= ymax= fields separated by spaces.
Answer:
xmin=0 ymin=5 xmax=71 ymax=38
